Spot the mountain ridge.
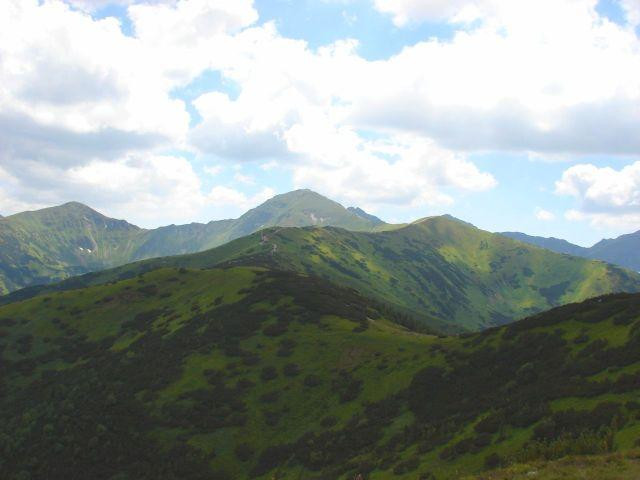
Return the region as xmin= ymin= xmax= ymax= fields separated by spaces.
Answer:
xmin=2 ymin=265 xmax=640 ymax=479
xmin=8 ymin=214 xmax=640 ymax=332
xmin=501 ymin=230 xmax=640 ymax=271
xmin=0 ymin=189 xmax=385 ymax=294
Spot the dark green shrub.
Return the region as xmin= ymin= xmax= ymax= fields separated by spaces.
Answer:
xmin=484 ymin=452 xmax=502 ymax=469
xmin=260 ymin=366 xmax=278 ymax=381
xmin=283 ymin=363 xmax=300 ymax=377
xmin=303 ymin=374 xmax=322 ymax=387
xmin=392 ymin=456 xmax=419 ymax=475
xmin=234 ymin=443 xmax=255 ymax=462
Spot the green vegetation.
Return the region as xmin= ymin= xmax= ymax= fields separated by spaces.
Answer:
xmin=11 ymin=215 xmax=640 ymax=332
xmin=0 ymin=201 xmax=143 ymax=294
xmin=0 ymin=190 xmax=385 ymax=294
xmin=466 ymin=450 xmax=640 ymax=479
xmin=2 ymin=265 xmax=640 ymax=479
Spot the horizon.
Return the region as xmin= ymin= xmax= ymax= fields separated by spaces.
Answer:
xmin=1 ymin=0 xmax=640 ymax=246
xmin=2 ymin=188 xmax=635 ymax=248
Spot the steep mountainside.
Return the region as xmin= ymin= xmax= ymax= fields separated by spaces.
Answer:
xmin=0 ymin=202 xmax=144 ymax=294
xmin=501 ymin=230 xmax=640 ymax=272
xmin=0 ymin=190 xmax=385 ymax=294
xmin=11 ymin=216 xmax=640 ymax=332
xmin=347 ymin=206 xmax=385 ymax=226
xmin=2 ymin=266 xmax=640 ymax=479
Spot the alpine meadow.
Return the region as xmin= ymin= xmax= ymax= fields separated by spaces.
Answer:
xmin=2 ymin=1 xmax=640 ymax=480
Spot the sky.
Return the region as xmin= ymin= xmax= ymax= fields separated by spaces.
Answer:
xmin=0 ymin=0 xmax=639 ymax=246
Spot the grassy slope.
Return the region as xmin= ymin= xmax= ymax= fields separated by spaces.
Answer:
xmin=467 ymin=450 xmax=640 ymax=479
xmin=11 ymin=216 xmax=640 ymax=332
xmin=0 ymin=202 xmax=145 ymax=293
xmin=0 ymin=190 xmax=384 ymax=295
xmin=2 ymin=267 xmax=640 ymax=479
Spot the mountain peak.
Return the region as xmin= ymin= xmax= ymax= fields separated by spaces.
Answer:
xmin=411 ymin=214 xmax=475 ymax=228
xmin=5 ymin=201 xmax=140 ymax=232
xmin=58 ymin=201 xmax=102 ymax=214
xmin=347 ymin=206 xmax=384 ymax=226
xmin=231 ymin=189 xmax=385 ymax=237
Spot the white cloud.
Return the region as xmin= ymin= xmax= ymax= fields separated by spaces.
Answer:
xmin=564 ymin=208 xmax=640 ymax=231
xmin=355 ymin=1 xmax=640 ymax=154
xmin=204 ymin=164 xmax=223 ymax=176
xmin=260 ymin=161 xmax=279 ymax=171
xmin=234 ymin=172 xmax=255 ymax=185
xmin=208 ymin=185 xmax=275 ymax=210
xmin=620 ymin=0 xmax=640 ymax=27
xmin=64 ymin=0 xmax=166 ymax=13
xmin=0 ymin=0 xmax=263 ymax=224
xmin=0 ymin=151 xmax=275 ymax=226
xmin=373 ymin=0 xmax=486 ymax=26
xmin=535 ymin=208 xmax=555 ymax=221
xmin=0 ymin=1 xmax=191 ymax=141
xmin=290 ymin=132 xmax=496 ymax=207
xmin=0 ymin=153 xmax=205 ymax=224
xmin=187 ymin=24 xmax=496 ymax=207
xmin=0 ymin=0 xmax=258 ymax=144
xmin=556 ymin=161 xmax=640 ymax=230
xmin=3 ymin=0 xmax=640 ymax=224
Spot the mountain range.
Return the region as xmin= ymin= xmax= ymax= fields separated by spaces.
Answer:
xmin=2 ymin=262 xmax=640 ymax=479
xmin=3 ymin=188 xmax=640 ymax=478
xmin=501 ymin=230 xmax=640 ymax=272
xmin=0 ymin=190 xmax=385 ymax=294
xmin=5 ymin=208 xmax=639 ymax=333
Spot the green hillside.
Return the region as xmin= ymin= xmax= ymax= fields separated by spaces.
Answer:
xmin=2 ymin=266 xmax=640 ymax=479
xmin=466 ymin=450 xmax=640 ymax=480
xmin=0 ymin=190 xmax=385 ymax=294
xmin=12 ymin=215 xmax=640 ymax=332
xmin=0 ymin=202 xmax=144 ymax=294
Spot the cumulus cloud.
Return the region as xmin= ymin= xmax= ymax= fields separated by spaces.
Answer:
xmin=191 ymin=0 xmax=640 ymax=176
xmin=0 ymin=0 xmax=266 ymax=224
xmin=535 ymin=208 xmax=556 ymax=221
xmin=373 ymin=0 xmax=637 ymax=30
xmin=355 ymin=1 xmax=640 ymax=154
xmin=290 ymin=132 xmax=496 ymax=207
xmin=556 ymin=162 xmax=640 ymax=230
xmin=373 ymin=0 xmax=487 ymax=25
xmin=187 ymin=24 xmax=496 ymax=207
xmin=0 ymin=152 xmax=274 ymax=226
xmin=2 ymin=0 xmax=639 ymax=224
xmin=620 ymin=0 xmax=640 ymax=27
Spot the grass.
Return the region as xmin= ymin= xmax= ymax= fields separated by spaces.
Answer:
xmin=467 ymin=450 xmax=640 ymax=479
xmin=2 ymin=267 xmax=640 ymax=479
xmin=10 ymin=216 xmax=640 ymax=335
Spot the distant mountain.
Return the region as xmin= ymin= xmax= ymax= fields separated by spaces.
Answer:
xmin=501 ymin=230 xmax=640 ymax=272
xmin=500 ymin=232 xmax=589 ymax=257
xmin=588 ymin=230 xmax=640 ymax=272
xmin=0 ymin=202 xmax=144 ymax=293
xmin=2 ymin=262 xmax=640 ymax=479
xmin=13 ymin=214 xmax=640 ymax=332
xmin=0 ymin=190 xmax=386 ymax=294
